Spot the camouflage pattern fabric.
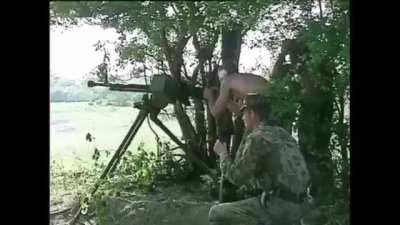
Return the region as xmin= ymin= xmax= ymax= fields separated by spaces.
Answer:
xmin=208 ymin=195 xmax=308 ymax=225
xmin=208 ymin=123 xmax=311 ymax=225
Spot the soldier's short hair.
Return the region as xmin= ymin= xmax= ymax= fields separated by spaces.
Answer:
xmin=240 ymin=93 xmax=272 ymax=122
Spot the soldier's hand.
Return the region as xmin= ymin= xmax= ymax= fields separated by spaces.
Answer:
xmin=203 ymin=87 xmax=219 ymax=100
xmin=213 ymin=140 xmax=228 ymax=159
xmin=203 ymin=88 xmax=213 ymax=100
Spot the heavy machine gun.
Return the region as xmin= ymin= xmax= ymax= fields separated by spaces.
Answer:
xmin=87 ymin=74 xmax=203 ymax=108
xmin=69 ymin=74 xmax=211 ymax=225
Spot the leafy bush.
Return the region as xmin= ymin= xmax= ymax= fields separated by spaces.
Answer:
xmin=60 ymin=141 xmax=191 ymax=218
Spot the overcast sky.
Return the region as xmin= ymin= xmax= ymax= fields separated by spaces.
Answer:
xmin=50 ymin=24 xmax=273 ymax=81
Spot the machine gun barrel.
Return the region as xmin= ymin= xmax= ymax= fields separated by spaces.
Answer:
xmin=87 ymin=74 xmax=205 ymax=109
xmin=87 ymin=80 xmax=151 ymax=93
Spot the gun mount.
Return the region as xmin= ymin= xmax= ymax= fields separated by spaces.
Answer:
xmin=71 ymin=74 xmax=212 ymax=225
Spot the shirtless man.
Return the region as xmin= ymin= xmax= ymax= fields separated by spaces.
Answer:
xmin=203 ymin=68 xmax=269 ymax=119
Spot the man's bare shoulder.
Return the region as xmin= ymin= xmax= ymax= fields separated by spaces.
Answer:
xmin=227 ymin=73 xmax=268 ymax=94
xmin=229 ymin=73 xmax=267 ymax=83
xmin=244 ymin=73 xmax=268 ymax=80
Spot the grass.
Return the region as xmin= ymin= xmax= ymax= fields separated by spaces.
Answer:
xmin=50 ymin=102 xmax=182 ymax=170
xmin=50 ymin=101 xmax=185 ymax=206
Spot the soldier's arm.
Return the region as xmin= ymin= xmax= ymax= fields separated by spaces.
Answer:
xmin=226 ymin=100 xmax=243 ymax=115
xmin=207 ymin=79 xmax=231 ymax=119
xmin=221 ymin=134 xmax=269 ymax=186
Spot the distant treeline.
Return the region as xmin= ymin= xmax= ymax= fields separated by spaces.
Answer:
xmin=50 ymin=78 xmax=143 ymax=106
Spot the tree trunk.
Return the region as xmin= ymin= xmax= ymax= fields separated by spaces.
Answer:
xmin=298 ymin=98 xmax=334 ymax=203
xmin=194 ymin=95 xmax=207 ymax=160
xmin=318 ymin=0 xmax=324 ymax=22
xmin=174 ymin=101 xmax=210 ymax=176
xmin=159 ymin=29 xmax=211 ymax=174
xmin=270 ymin=38 xmax=308 ymax=133
xmin=271 ymin=34 xmax=337 ymax=204
xmin=221 ymin=25 xmax=243 ymax=156
xmin=337 ymin=95 xmax=349 ymax=209
xmin=205 ymin=55 xmax=219 ymax=167
xmin=206 ymin=102 xmax=218 ymax=167
xmin=221 ymin=27 xmax=242 ymax=74
xmin=215 ymin=25 xmax=245 ymax=201
xmin=298 ymin=57 xmax=335 ymax=204
xmin=192 ymin=31 xmax=219 ymax=168
xmin=270 ymin=39 xmax=297 ymax=132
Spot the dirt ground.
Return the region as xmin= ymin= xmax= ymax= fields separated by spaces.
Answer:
xmin=50 ymin=183 xmax=216 ymax=225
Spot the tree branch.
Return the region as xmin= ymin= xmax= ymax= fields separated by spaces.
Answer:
xmin=271 ymin=18 xmax=287 ymax=40
xmin=191 ymin=28 xmax=219 ymax=84
xmin=50 ymin=207 xmax=72 ymax=215
xmin=271 ymin=43 xmax=290 ymax=78
xmin=333 ymin=96 xmax=342 ymax=117
xmin=182 ymin=60 xmax=191 ymax=80
xmin=191 ymin=35 xmax=203 ymax=84
xmin=171 ymin=2 xmax=179 ymax=17
xmin=318 ymin=0 xmax=324 ymax=22
xmin=160 ymin=27 xmax=170 ymax=59
xmin=141 ymin=51 xmax=160 ymax=62
xmin=178 ymin=36 xmax=191 ymax=53
xmin=192 ymin=32 xmax=201 ymax=52
xmin=191 ymin=63 xmax=201 ymax=85
xmin=329 ymin=0 xmax=335 ymax=18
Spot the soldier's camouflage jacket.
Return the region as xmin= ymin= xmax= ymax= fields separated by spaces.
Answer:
xmin=221 ymin=123 xmax=310 ymax=195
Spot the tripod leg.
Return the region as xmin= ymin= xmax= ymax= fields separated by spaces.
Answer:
xmin=149 ymin=114 xmax=185 ymax=148
xmin=102 ymin=108 xmax=148 ymax=181
xmin=109 ymin=108 xmax=148 ymax=174
xmin=150 ymin=115 xmax=215 ymax=178
xmin=69 ymin=108 xmax=148 ymax=225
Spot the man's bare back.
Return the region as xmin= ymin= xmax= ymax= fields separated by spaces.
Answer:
xmin=225 ymin=73 xmax=269 ymax=100
xmin=203 ymin=70 xmax=269 ymax=119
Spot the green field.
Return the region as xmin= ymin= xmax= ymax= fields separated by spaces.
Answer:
xmin=50 ymin=102 xmax=182 ymax=169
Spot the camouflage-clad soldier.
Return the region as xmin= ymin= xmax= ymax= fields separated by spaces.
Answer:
xmin=209 ymin=93 xmax=312 ymax=225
